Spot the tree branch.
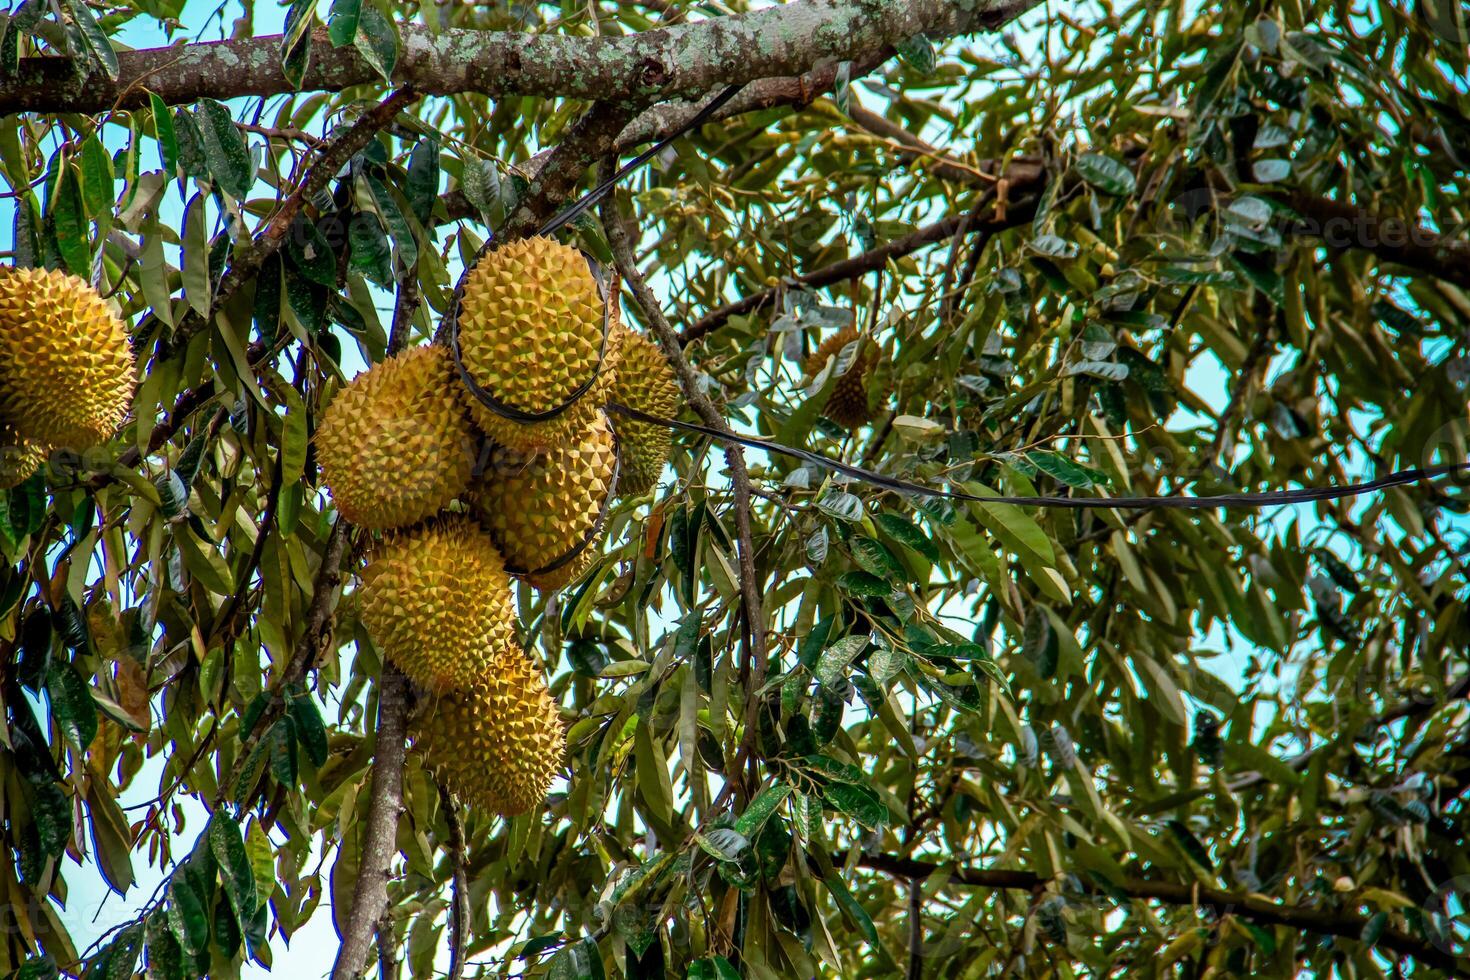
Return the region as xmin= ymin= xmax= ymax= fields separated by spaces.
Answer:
xmin=439 ymin=782 xmax=470 ymax=980
xmin=331 ymin=665 xmax=410 ymax=980
xmin=679 ymin=202 xmax=1036 ymax=346
xmin=857 ymin=852 xmax=1462 ymax=973
xmin=1 ymin=1 xmax=1041 ymax=116
xmin=600 ymin=188 xmax=768 ymax=802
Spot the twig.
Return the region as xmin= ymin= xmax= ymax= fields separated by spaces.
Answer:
xmin=386 ymin=262 xmax=421 ymax=358
xmin=331 ymin=664 xmax=410 ymax=980
xmin=679 ymin=205 xmax=1035 ymax=346
xmin=376 ymin=913 xmax=400 ymax=980
xmin=162 ymin=87 xmax=420 ymax=356
xmin=439 ymin=782 xmax=470 ymax=980
xmin=600 ymin=183 xmax=768 ymax=803
xmin=857 ymin=852 xmax=1463 ymax=973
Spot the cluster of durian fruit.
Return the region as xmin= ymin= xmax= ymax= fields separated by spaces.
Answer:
xmin=316 ymin=237 xmax=680 ymax=816
xmin=0 ymin=267 xmax=136 ymax=485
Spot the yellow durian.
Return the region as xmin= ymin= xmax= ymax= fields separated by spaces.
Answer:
xmin=608 ymin=321 xmax=680 ymax=497
xmin=802 ymin=327 xmax=876 ymax=430
xmin=454 ymin=237 xmax=618 ymax=454
xmin=470 ymin=412 xmax=616 ymax=590
xmin=359 ymin=515 xmax=518 ymax=693
xmin=413 ymin=648 xmax=564 ymax=816
xmin=316 ymin=345 xmax=476 ymax=530
xmin=0 ymin=421 xmax=46 ymax=489
xmin=0 ymin=267 xmax=134 ymax=448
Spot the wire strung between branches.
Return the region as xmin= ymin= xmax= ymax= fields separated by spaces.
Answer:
xmin=606 ymin=403 xmax=1470 ymax=510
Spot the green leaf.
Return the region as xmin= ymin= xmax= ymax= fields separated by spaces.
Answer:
xmin=633 ymin=720 xmax=673 ymax=823
xmin=32 ymin=781 xmax=72 ymax=858
xmin=816 ymin=490 xmax=864 ymax=522
xmin=102 ymin=922 xmax=143 ymax=980
xmin=145 ymin=912 xmax=186 ymax=980
xmin=895 ymin=33 xmax=936 ymax=73
xmin=354 ymin=2 xmax=398 ymax=81
xmin=326 ymin=0 xmax=361 ymax=46
xmin=1023 ymin=449 xmax=1108 ymax=489
xmin=405 ymin=140 xmax=440 ymax=227
xmin=815 ymin=634 xmax=867 ymax=688
xmin=875 ymin=513 xmax=939 ymax=562
xmin=694 ymin=827 xmax=750 ymax=863
xmin=167 ymin=874 xmax=210 ymax=956
xmin=268 ymin=717 xmax=298 ymax=786
xmin=823 ymin=781 xmax=888 ymax=830
xmin=289 ymin=694 xmax=329 ymax=768
xmin=823 ymin=873 xmax=880 ymax=944
xmin=79 ymin=134 xmax=114 ymax=220
xmin=180 ymin=193 xmax=211 ymax=317
xmin=849 ymin=536 xmax=905 ymax=583
xmin=196 ymin=99 xmax=255 ymax=199
xmin=280 ymin=0 xmax=315 ymax=87
xmin=50 ymin=162 xmax=90 ymax=276
xmin=1075 ymin=152 xmax=1137 ymax=195
xmin=548 ymin=938 xmax=604 ymax=980
xmin=150 ymin=93 xmax=179 ymax=176
xmin=17 ymin=955 xmax=60 ymax=980
xmin=213 ymin=889 xmax=241 ymax=957
xmin=838 ymin=570 xmax=892 ymax=598
xmin=365 ymin=174 xmax=417 ymax=268
xmin=66 ymin=0 xmax=118 ymax=79
xmin=284 ymin=217 xmax=336 ymax=286
xmin=687 ymin=958 xmax=740 ymax=980
xmin=46 ymin=659 xmax=98 ymax=751
xmin=348 ymin=210 xmax=392 ymax=286
xmin=734 ymin=783 xmax=792 ymax=838
xmin=1021 ymin=606 xmax=1058 ymax=678
xmin=208 ymin=812 xmax=256 ymax=919
xmin=1165 ymin=819 xmax=1215 ymax=871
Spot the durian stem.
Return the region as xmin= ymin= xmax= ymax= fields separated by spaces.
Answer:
xmin=331 ymin=665 xmax=410 ymax=980
xmin=439 ymin=782 xmax=470 ymax=980
xmin=600 ymin=189 xmax=769 ymax=804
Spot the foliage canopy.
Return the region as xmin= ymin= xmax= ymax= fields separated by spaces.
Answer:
xmin=1 ymin=0 xmax=1469 ymax=977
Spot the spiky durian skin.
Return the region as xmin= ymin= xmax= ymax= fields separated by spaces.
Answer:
xmin=360 ymin=515 xmax=518 ymax=693
xmin=456 ymin=237 xmax=616 ymax=454
xmin=413 ymin=648 xmax=564 ymax=816
xmin=316 ymin=345 xmax=476 ymax=531
xmin=609 ymin=322 xmax=680 ymax=497
xmin=0 ymin=267 xmax=134 ymax=449
xmin=803 ymin=327 xmax=875 ymax=429
xmin=0 ymin=421 xmax=46 ymax=490
xmin=470 ymin=412 xmax=616 ymax=590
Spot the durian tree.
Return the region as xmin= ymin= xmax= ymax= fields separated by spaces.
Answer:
xmin=2 ymin=0 xmax=1470 ymax=977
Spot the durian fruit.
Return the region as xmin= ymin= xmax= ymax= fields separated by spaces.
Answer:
xmin=455 ymin=236 xmax=619 ymax=454
xmin=0 ymin=421 xmax=46 ymax=490
xmin=359 ymin=515 xmax=518 ymax=693
xmin=608 ymin=321 xmax=680 ymax=497
xmin=316 ymin=345 xmax=476 ymax=530
xmin=802 ymin=327 xmax=876 ymax=429
xmin=0 ymin=267 xmax=134 ymax=448
xmin=470 ymin=411 xmax=616 ymax=590
xmin=413 ymin=646 xmax=564 ymax=816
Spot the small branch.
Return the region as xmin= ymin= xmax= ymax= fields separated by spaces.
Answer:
xmin=600 ymin=185 xmax=768 ymax=801
xmin=906 ymin=879 xmax=923 ymax=980
xmin=165 ymin=87 xmax=420 ymax=355
xmin=1228 ymin=671 xmax=1470 ymax=792
xmin=439 ymin=782 xmax=470 ymax=980
xmin=376 ymin=913 xmax=400 ymax=980
xmin=386 ymin=263 xmax=421 ymax=358
xmin=680 ymin=205 xmax=1035 ymax=346
xmin=331 ymin=665 xmax=410 ymax=980
xmin=857 ymin=852 xmax=1462 ymax=973
xmin=500 ymin=101 xmax=637 ymax=240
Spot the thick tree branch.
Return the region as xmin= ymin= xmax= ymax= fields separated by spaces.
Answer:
xmin=858 ymin=852 xmax=1462 ymax=973
xmin=331 ymin=665 xmax=410 ymax=980
xmin=1 ymin=1 xmax=1041 ymax=116
xmin=838 ymin=107 xmax=1470 ymax=291
xmin=600 ymin=189 xmax=768 ymax=802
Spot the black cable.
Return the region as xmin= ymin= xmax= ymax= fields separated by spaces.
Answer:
xmin=606 ymin=402 xmax=1470 ymax=511
xmin=537 ymin=84 xmax=744 ymax=238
